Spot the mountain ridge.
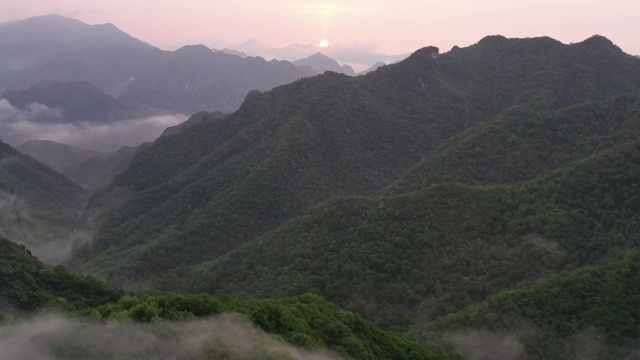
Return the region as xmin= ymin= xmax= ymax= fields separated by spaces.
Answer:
xmin=0 ymin=139 xmax=89 ymax=263
xmin=2 ymin=80 xmax=135 ymax=123
xmin=0 ymin=14 xmax=150 ymax=74
xmin=293 ymin=52 xmax=356 ymax=75
xmin=79 ymin=34 xmax=640 ymax=286
xmin=17 ymin=139 xmax=107 ymax=173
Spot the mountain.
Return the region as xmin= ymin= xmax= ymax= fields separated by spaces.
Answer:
xmin=293 ymin=52 xmax=356 ymax=75
xmin=0 ymin=15 xmax=317 ymax=115
xmin=62 ymin=145 xmax=140 ymax=189
xmin=0 ymin=14 xmax=150 ymax=74
xmin=0 ymin=46 xmax=168 ymax=96
xmin=358 ymin=61 xmax=385 ymax=75
xmin=179 ymin=128 xmax=640 ymax=327
xmin=227 ymin=40 xmax=409 ymax=71
xmin=0 ymin=140 xmax=88 ymax=263
xmin=69 ymin=37 xmax=640 ymax=360
xmin=2 ymin=80 xmax=137 ymax=123
xmin=117 ymin=44 xmax=316 ymax=114
xmin=1 ymin=40 xmax=316 ymax=115
xmin=218 ymin=48 xmax=248 ymax=57
xmin=78 ymin=33 xmax=640 ymax=302
xmin=159 ymin=111 xmax=228 ymax=137
xmin=0 ymin=236 xmax=459 ymax=360
xmin=0 ymin=235 xmax=121 ymax=312
xmin=17 ymin=139 xmax=107 ymax=173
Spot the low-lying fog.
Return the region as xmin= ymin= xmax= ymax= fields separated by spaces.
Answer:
xmin=0 ymin=313 xmax=342 ymax=360
xmin=0 ymin=99 xmax=187 ymax=152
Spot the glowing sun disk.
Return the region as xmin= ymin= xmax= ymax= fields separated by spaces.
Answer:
xmin=320 ymin=39 xmax=330 ymax=47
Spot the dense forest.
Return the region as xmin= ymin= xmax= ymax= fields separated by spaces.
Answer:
xmin=2 ymin=34 xmax=640 ymax=359
xmin=423 ymin=249 xmax=640 ymax=359
xmin=67 ymin=35 xmax=640 ymax=359
xmin=0 ymin=236 xmax=459 ymax=359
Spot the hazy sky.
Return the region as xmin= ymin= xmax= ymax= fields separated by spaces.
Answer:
xmin=0 ymin=0 xmax=638 ymax=56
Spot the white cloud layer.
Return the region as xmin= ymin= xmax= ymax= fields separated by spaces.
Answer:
xmin=0 ymin=99 xmax=187 ymax=152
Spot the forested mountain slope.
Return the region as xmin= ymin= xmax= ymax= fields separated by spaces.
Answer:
xmin=0 ymin=236 xmax=459 ymax=360
xmin=0 ymin=236 xmax=120 ymax=312
xmin=178 ymin=134 xmax=640 ymax=329
xmin=0 ymin=140 xmax=86 ymax=209
xmin=0 ymin=141 xmax=88 ymax=262
xmin=81 ymin=35 xmax=640 ymax=287
xmin=421 ymin=250 xmax=640 ymax=360
xmin=75 ymin=36 xmax=640 ymax=357
xmin=386 ymin=93 xmax=640 ymax=193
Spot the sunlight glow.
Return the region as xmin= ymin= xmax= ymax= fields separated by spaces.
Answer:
xmin=294 ymin=3 xmax=374 ymax=24
xmin=319 ymin=39 xmax=330 ymax=47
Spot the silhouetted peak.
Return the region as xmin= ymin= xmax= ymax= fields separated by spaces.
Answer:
xmin=175 ymin=44 xmax=214 ymax=57
xmin=17 ymin=13 xmax=86 ymax=27
xmin=477 ymin=35 xmax=508 ymax=46
xmin=577 ymin=35 xmax=622 ymax=53
xmin=409 ymin=46 xmax=440 ymax=60
xmin=35 ymin=13 xmax=76 ymax=21
xmin=95 ymin=22 xmax=119 ymax=31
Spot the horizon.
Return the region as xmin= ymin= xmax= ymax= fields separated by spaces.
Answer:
xmin=0 ymin=1 xmax=638 ymax=68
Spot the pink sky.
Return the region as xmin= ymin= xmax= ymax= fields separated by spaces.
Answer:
xmin=0 ymin=0 xmax=638 ymax=56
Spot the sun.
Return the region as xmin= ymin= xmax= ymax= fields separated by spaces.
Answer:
xmin=319 ymin=39 xmax=330 ymax=48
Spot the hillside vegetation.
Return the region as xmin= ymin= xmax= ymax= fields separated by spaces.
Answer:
xmin=82 ymin=35 xmax=640 ymax=282
xmin=0 ymin=236 xmax=120 ymax=312
xmin=73 ymin=35 xmax=640 ymax=359
xmin=421 ymin=250 xmax=640 ymax=360
xmin=0 ymin=236 xmax=459 ymax=360
xmin=0 ymin=141 xmax=88 ymax=262
xmin=181 ymin=135 xmax=640 ymax=328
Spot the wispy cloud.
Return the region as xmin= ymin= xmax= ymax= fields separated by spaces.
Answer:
xmin=0 ymin=98 xmax=62 ymax=121
xmin=0 ymin=190 xmax=89 ymax=264
xmin=0 ymin=313 xmax=343 ymax=360
xmin=0 ymin=99 xmax=187 ymax=152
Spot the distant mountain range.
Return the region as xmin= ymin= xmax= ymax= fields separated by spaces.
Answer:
xmin=0 ymin=14 xmax=150 ymax=74
xmin=0 ymin=14 xmax=318 ymax=118
xmin=293 ymin=52 xmax=356 ymax=75
xmin=0 ymin=234 xmax=459 ymax=360
xmin=223 ymin=39 xmax=409 ymax=71
xmin=17 ymin=139 xmax=107 ymax=171
xmin=2 ymin=80 xmax=139 ymax=123
xmin=0 ymin=14 xmax=337 ymax=154
xmin=117 ymin=44 xmax=316 ymax=114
